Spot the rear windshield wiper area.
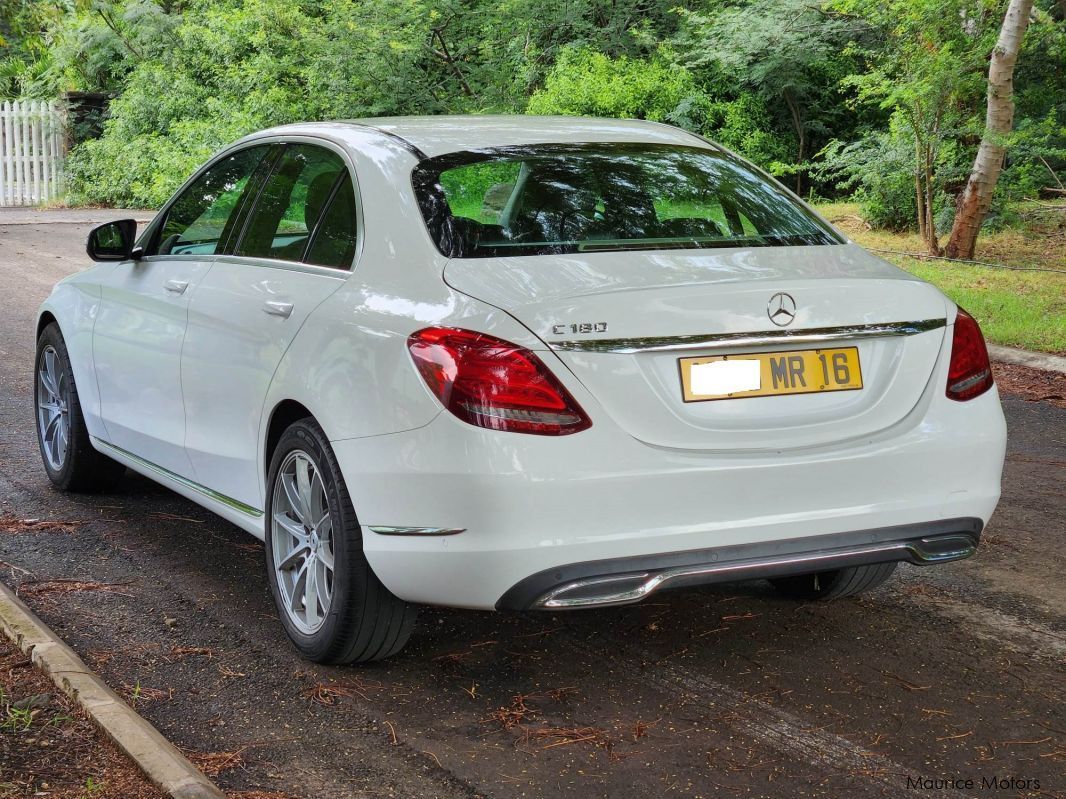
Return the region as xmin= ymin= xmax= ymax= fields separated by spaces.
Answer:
xmin=577 ymin=236 xmax=770 ymax=253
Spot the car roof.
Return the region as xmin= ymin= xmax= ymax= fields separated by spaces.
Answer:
xmin=255 ymin=115 xmax=713 ymax=159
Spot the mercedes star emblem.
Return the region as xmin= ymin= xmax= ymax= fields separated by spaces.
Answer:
xmin=767 ymin=292 xmax=797 ymax=327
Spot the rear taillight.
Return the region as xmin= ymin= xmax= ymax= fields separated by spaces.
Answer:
xmin=946 ymin=308 xmax=994 ymax=401
xmin=407 ymin=327 xmax=592 ymax=435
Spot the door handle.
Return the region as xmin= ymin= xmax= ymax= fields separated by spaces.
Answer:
xmin=163 ymin=279 xmax=189 ymax=295
xmin=263 ymin=301 xmax=294 ymax=319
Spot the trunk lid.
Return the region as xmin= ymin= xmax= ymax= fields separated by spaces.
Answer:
xmin=444 ymin=244 xmax=951 ymax=451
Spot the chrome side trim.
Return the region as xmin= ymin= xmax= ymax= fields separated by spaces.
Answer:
xmin=92 ymin=438 xmax=263 ymax=518
xmin=549 ymin=319 xmax=947 ymax=354
xmin=533 ymin=533 xmax=978 ymax=610
xmin=368 ymin=525 xmax=466 ymax=536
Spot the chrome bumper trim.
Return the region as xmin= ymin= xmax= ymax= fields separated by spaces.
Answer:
xmin=548 ymin=319 xmax=946 ymax=354
xmin=532 ymin=532 xmax=978 ymax=610
xmin=368 ymin=525 xmax=466 ymax=536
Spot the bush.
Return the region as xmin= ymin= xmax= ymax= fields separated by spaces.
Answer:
xmin=528 ymin=49 xmax=795 ymax=175
xmin=817 ymin=133 xmax=918 ymax=231
xmin=1000 ymin=112 xmax=1066 ymax=201
xmin=69 ymin=115 xmax=261 ymax=208
xmin=66 ymin=59 xmax=274 ymax=207
xmin=699 ymin=93 xmax=796 ymax=177
xmin=527 ymin=47 xmax=697 ymax=123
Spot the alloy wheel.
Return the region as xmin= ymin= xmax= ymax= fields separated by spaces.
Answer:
xmin=36 ymin=345 xmax=70 ymax=471
xmin=270 ymin=449 xmax=335 ymax=634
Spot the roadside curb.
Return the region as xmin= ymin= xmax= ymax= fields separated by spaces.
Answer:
xmin=988 ymin=344 xmax=1066 ymax=375
xmin=0 ymin=581 xmax=226 ymax=799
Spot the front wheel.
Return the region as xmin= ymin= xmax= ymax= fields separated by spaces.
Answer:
xmin=769 ymin=562 xmax=898 ymax=601
xmin=264 ymin=418 xmax=417 ymax=663
xmin=34 ymin=323 xmax=125 ymax=492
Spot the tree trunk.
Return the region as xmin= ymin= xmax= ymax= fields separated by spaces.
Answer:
xmin=432 ymin=27 xmax=474 ymax=98
xmin=783 ymin=90 xmax=805 ymax=195
xmin=925 ymin=146 xmax=941 ymax=255
xmin=915 ymin=172 xmax=927 ymax=242
xmin=914 ymin=134 xmax=928 ymax=242
xmin=945 ymin=0 xmax=1035 ymax=259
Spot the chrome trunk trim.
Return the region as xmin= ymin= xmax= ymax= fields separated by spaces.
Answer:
xmin=532 ymin=533 xmax=978 ymax=610
xmin=548 ymin=319 xmax=946 ymax=354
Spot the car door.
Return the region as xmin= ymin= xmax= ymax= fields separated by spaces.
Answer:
xmin=181 ymin=141 xmax=359 ymax=511
xmin=92 ymin=145 xmax=275 ymax=477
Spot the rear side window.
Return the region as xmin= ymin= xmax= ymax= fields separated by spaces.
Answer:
xmin=236 ymin=144 xmax=354 ymax=265
xmin=153 ymin=146 xmax=269 ymax=256
xmin=413 ymin=144 xmax=842 ymax=258
xmin=305 ymin=178 xmax=358 ymax=268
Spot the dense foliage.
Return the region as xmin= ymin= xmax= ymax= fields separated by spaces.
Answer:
xmin=1 ymin=0 xmax=1063 ymax=235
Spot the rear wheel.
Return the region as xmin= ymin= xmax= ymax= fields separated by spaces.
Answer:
xmin=264 ymin=418 xmax=417 ymax=663
xmin=769 ymin=562 xmax=898 ymax=600
xmin=34 ymin=323 xmax=125 ymax=492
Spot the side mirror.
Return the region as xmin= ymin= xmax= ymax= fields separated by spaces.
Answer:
xmin=87 ymin=219 xmax=142 ymax=262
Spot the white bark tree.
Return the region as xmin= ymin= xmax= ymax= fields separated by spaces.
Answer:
xmin=945 ymin=0 xmax=1035 ymax=259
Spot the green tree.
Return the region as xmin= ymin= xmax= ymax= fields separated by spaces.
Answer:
xmin=829 ymin=0 xmax=1002 ymax=254
xmin=527 ymin=49 xmax=797 ymax=176
xmin=674 ymin=0 xmax=869 ymax=193
xmin=0 ymin=0 xmax=61 ymax=97
xmin=946 ymin=0 xmax=1037 ymax=257
xmin=6 ymin=0 xmax=1062 ymax=222
xmin=65 ymin=0 xmax=699 ymax=205
xmin=527 ymin=46 xmax=698 ymax=122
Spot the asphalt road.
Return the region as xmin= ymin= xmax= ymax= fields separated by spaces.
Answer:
xmin=1 ymin=209 xmax=1063 ymax=799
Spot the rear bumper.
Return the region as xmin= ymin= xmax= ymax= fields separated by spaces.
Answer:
xmin=497 ymin=518 xmax=981 ymax=610
xmin=332 ymin=385 xmax=1005 ymax=611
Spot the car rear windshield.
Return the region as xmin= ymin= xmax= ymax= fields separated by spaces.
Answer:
xmin=412 ymin=143 xmax=842 ymax=258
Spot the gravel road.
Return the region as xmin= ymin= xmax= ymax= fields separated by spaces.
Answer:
xmin=1 ymin=209 xmax=1062 ymax=799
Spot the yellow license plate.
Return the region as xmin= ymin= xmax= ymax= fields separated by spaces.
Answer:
xmin=679 ymin=347 xmax=863 ymax=402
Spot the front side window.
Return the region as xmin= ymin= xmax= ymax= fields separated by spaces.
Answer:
xmin=236 ymin=144 xmax=353 ymax=265
xmin=413 ymin=144 xmax=842 ymax=258
xmin=153 ymin=146 xmax=270 ymax=256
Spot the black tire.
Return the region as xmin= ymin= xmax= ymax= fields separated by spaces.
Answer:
xmin=34 ymin=323 xmax=126 ymax=492
xmin=264 ymin=418 xmax=417 ymax=663
xmin=769 ymin=562 xmax=898 ymax=601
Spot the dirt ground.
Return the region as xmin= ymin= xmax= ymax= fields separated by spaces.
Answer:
xmin=0 ymin=634 xmax=167 ymax=799
xmin=992 ymin=362 xmax=1065 ymax=408
xmin=0 ymin=211 xmax=1062 ymax=799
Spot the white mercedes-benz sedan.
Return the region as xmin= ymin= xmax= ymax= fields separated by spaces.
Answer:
xmin=35 ymin=116 xmax=1006 ymax=662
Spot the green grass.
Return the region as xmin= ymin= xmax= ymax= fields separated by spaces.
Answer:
xmin=1 ymin=705 xmax=33 ymax=733
xmin=814 ymin=202 xmax=1066 ymax=354
xmin=900 ymin=262 xmax=1065 ymax=353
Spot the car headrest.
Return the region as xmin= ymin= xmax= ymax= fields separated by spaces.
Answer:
xmin=305 ymin=171 xmax=338 ymax=230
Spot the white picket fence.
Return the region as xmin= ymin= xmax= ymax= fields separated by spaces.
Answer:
xmin=0 ymin=100 xmax=67 ymax=207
